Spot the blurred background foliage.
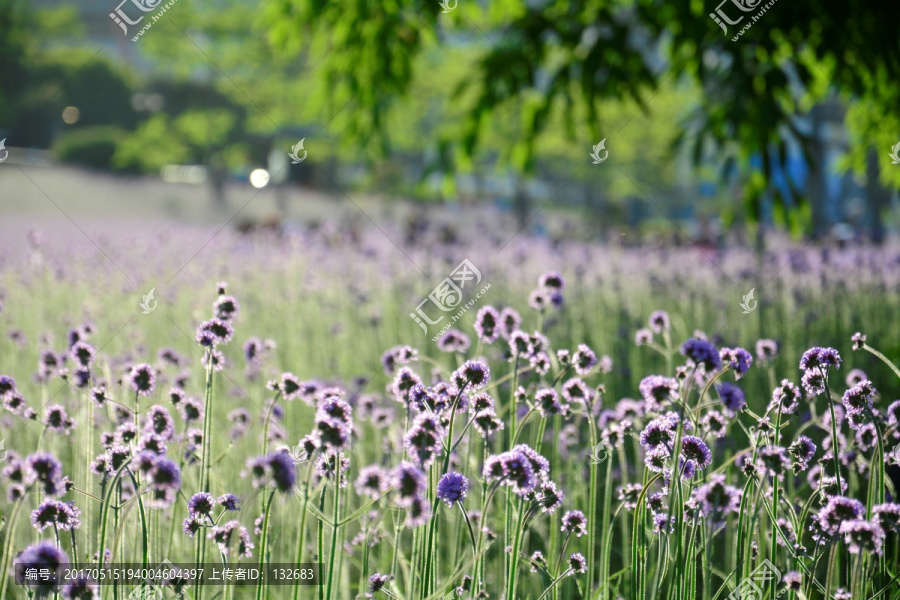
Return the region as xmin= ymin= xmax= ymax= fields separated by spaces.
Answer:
xmin=1 ymin=0 xmax=898 ymax=243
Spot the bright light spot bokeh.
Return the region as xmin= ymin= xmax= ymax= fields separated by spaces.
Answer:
xmin=249 ymin=168 xmax=270 ymax=189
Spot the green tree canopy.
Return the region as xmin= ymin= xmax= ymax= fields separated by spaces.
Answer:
xmin=260 ymin=0 xmax=900 ymax=225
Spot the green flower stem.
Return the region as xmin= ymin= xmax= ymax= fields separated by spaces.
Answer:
xmin=292 ymin=460 xmax=316 ymax=600
xmin=125 ymin=469 xmax=149 ymax=570
xmin=200 ymin=355 xmax=215 ymax=492
xmin=535 ymin=569 xmax=572 ymax=600
xmin=769 ymin=409 xmax=782 ymax=600
xmin=255 ymin=490 xmax=276 ymax=600
xmin=598 ymin=447 xmax=613 ymax=600
xmin=862 ymin=343 xmax=900 ymax=381
xmin=317 ymin=492 xmax=326 ymax=600
xmin=458 ymin=503 xmax=478 ymax=558
xmin=325 ymin=471 xmax=343 ymax=600
xmin=0 ymin=498 xmax=24 ymax=600
xmin=505 ymin=496 xmax=525 ymax=600
xmin=586 ymin=412 xmax=599 ymax=597
xmin=823 ymin=374 xmax=843 ymax=494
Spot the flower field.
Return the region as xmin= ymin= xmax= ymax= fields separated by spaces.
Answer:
xmin=1 ymin=226 xmax=900 ymax=600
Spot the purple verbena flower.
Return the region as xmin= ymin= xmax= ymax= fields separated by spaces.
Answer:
xmin=437 ymin=329 xmax=470 ymax=354
xmin=355 ymin=465 xmax=390 ymax=499
xmin=561 ymin=510 xmax=588 ymax=537
xmin=474 ymin=306 xmax=500 ymax=343
xmin=680 ymin=338 xmax=722 ymax=372
xmin=719 ymin=347 xmax=752 ymax=379
xmin=188 ymin=492 xmax=215 ymax=517
xmin=31 ymin=500 xmax=81 ymax=531
xmin=681 ymin=436 xmax=712 ymax=469
xmin=648 ymin=310 xmax=670 ymax=334
xmin=128 ymin=364 xmax=156 ymax=397
xmin=716 ymin=382 xmax=746 ymax=415
xmin=436 ymin=472 xmax=469 ymax=507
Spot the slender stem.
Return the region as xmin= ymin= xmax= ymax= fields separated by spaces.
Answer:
xmin=458 ymin=503 xmax=478 ymax=558
xmin=537 ymin=570 xmax=573 ymax=600
xmin=200 ymin=356 xmax=215 ymax=492
xmin=769 ymin=409 xmax=782 ymax=600
xmin=70 ymin=530 xmax=79 ymax=569
xmin=125 ymin=469 xmax=149 ymax=570
xmin=317 ymin=492 xmax=326 ymax=600
xmin=587 ymin=407 xmax=599 ymax=597
xmin=325 ymin=470 xmax=342 ymax=600
xmin=292 ymin=460 xmax=316 ymax=600
xmin=255 ymin=490 xmax=277 ymax=600
xmin=506 ymin=497 xmax=525 ymax=600
xmin=862 ymin=343 xmax=900 ymax=381
xmin=824 ymin=373 xmax=843 ymax=493
xmin=0 ymin=498 xmax=24 ymax=600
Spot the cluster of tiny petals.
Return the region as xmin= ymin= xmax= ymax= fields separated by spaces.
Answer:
xmin=31 ymin=499 xmax=81 ymax=531
xmin=451 ymin=360 xmax=490 ymax=392
xmin=403 ymin=413 xmax=445 ymax=468
xmin=769 ymin=379 xmax=801 ymax=415
xmin=799 ymin=346 xmax=842 ymax=373
xmin=567 ymin=552 xmax=587 ymax=574
xmin=648 ymin=310 xmax=670 ymax=334
xmin=817 ymin=496 xmax=866 ymax=537
xmin=128 ymin=363 xmax=156 ymax=397
xmin=380 ymin=345 xmax=418 ymax=375
xmin=716 ymin=382 xmax=746 ymax=415
xmin=755 ymin=339 xmax=779 ymax=363
xmin=391 ymin=367 xmax=423 ymax=406
xmin=639 ymin=417 xmax=676 ymax=454
xmin=681 ymin=436 xmax=712 ymax=469
xmin=535 ymin=388 xmax=567 ymax=417
xmin=474 ymin=306 xmax=500 ymax=343
xmin=196 ymin=318 xmax=234 ymax=346
xmin=639 ymin=375 xmax=678 ymax=408
xmin=483 ymin=446 xmax=549 ymax=496
xmin=436 ymin=472 xmax=469 ymax=507
xmin=788 ymin=436 xmax=817 ymax=471
xmin=719 ymin=347 xmax=753 ymax=379
xmin=355 ymin=465 xmax=390 ymax=499
xmin=572 ymin=344 xmax=597 ymax=376
xmin=437 ymin=329 xmax=470 ymax=354
xmin=680 ymin=338 xmax=722 ymax=372
xmin=839 ymin=519 xmax=885 ymax=555
xmin=561 ymin=510 xmax=588 ymax=536
xmin=560 ymin=378 xmax=591 ymax=408
xmin=498 ymin=307 xmax=522 ymax=339
xmin=842 ymin=380 xmax=876 ymax=417
xmin=213 ymin=294 xmax=240 ymax=321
